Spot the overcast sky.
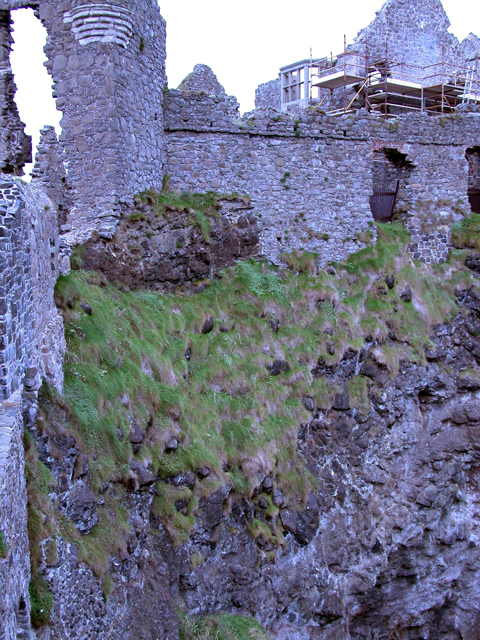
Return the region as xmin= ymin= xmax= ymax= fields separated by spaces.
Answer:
xmin=9 ymin=0 xmax=480 ymax=176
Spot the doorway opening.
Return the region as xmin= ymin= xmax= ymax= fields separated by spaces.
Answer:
xmin=370 ymin=148 xmax=415 ymax=221
xmin=467 ymin=147 xmax=480 ymax=213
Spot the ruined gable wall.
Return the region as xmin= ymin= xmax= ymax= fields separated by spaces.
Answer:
xmin=352 ymin=0 xmax=459 ymax=67
xmin=165 ymin=89 xmax=479 ymax=264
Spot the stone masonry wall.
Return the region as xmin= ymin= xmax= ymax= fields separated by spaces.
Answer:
xmin=0 ymin=0 xmax=167 ymax=242
xmin=0 ymin=179 xmax=33 ymax=399
xmin=0 ymin=177 xmax=64 ymax=399
xmin=255 ymin=78 xmax=281 ymax=111
xmin=31 ymin=126 xmax=72 ymax=229
xmin=353 ymin=0 xmax=459 ymax=68
xmin=0 ymin=176 xmax=65 ymax=640
xmin=165 ymin=89 xmax=480 ymax=264
xmin=0 ymin=390 xmax=32 ymax=640
xmin=0 ymin=10 xmax=31 ymax=174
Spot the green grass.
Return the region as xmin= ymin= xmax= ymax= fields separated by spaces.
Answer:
xmin=0 ymin=532 xmax=7 ymax=559
xmin=178 ymin=611 xmax=271 ymax=640
xmin=452 ymin=213 xmax=480 ymax=251
xmin=27 ymin=220 xmax=477 ymax=591
xmin=29 ymin=572 xmax=54 ymax=628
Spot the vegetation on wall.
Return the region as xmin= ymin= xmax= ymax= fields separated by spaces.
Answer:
xmin=26 ymin=217 xmax=480 ymax=628
xmin=0 ymin=531 xmax=7 ymax=559
xmin=178 ymin=611 xmax=271 ymax=640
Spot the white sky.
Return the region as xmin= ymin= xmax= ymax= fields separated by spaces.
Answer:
xmin=8 ymin=0 xmax=480 ymax=176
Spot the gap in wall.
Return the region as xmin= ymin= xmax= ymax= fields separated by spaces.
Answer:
xmin=10 ymin=8 xmax=61 ymax=179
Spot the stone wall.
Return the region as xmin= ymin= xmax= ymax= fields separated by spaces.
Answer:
xmin=0 ymin=0 xmax=167 ymax=242
xmin=35 ymin=0 xmax=167 ymax=241
xmin=0 ymin=390 xmax=32 ymax=640
xmin=0 ymin=177 xmax=64 ymax=400
xmin=0 ymin=175 xmax=65 ymax=640
xmin=165 ymin=88 xmax=480 ymax=264
xmin=255 ymin=78 xmax=281 ymax=111
xmin=0 ymin=10 xmax=31 ymax=174
xmin=31 ymin=126 xmax=72 ymax=229
xmin=353 ymin=0 xmax=459 ymax=68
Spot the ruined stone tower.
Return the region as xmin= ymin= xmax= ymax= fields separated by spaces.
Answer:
xmin=0 ymin=0 xmax=167 ymax=239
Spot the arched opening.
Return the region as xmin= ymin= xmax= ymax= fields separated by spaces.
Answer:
xmin=467 ymin=147 xmax=480 ymax=213
xmin=10 ymin=8 xmax=60 ymax=178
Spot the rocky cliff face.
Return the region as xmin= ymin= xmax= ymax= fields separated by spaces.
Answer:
xmin=25 ymin=223 xmax=480 ymax=639
xmin=77 ymin=191 xmax=259 ymax=291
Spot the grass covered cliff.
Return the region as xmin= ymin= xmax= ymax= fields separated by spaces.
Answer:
xmin=25 ymin=216 xmax=480 ymax=635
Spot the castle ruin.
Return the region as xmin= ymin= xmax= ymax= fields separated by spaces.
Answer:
xmin=0 ymin=0 xmax=480 ymax=637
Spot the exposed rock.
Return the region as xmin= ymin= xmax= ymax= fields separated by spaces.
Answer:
xmin=280 ymin=509 xmax=297 ymax=534
xmin=202 ymin=316 xmax=214 ymax=334
xmin=465 ymin=253 xmax=480 ymax=273
xmin=199 ymin=485 xmax=231 ymax=529
xmin=303 ymin=397 xmax=315 ymax=412
xmin=333 ymin=386 xmax=350 ymax=411
xmin=400 ymin=284 xmax=412 ymax=302
xmin=129 ymin=423 xmax=146 ymax=453
xmin=385 ymin=274 xmax=395 ymax=289
xmin=267 ymin=360 xmax=291 ymax=376
xmin=165 ymin=438 xmax=178 ymax=453
xmin=79 ymin=198 xmax=260 ymax=291
xmin=294 ymin=493 xmax=320 ymax=545
xmin=129 ymin=460 xmax=155 ymax=490
xmin=168 ymin=471 xmax=195 ymax=489
xmin=64 ymin=481 xmax=98 ymax=535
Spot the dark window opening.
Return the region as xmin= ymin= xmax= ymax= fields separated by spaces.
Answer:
xmin=370 ymin=148 xmax=415 ymax=221
xmin=467 ymin=147 xmax=480 ymax=214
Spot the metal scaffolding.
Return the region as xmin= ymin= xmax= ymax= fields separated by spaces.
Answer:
xmin=280 ymin=42 xmax=480 ymax=116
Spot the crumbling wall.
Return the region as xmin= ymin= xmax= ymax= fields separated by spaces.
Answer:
xmin=353 ymin=0 xmax=459 ymax=69
xmin=0 ymin=176 xmax=65 ymax=640
xmin=165 ymin=87 xmax=479 ymax=264
xmin=0 ymin=0 xmax=167 ymax=242
xmin=458 ymin=33 xmax=480 ymax=63
xmin=0 ymin=177 xmax=65 ymax=398
xmin=0 ymin=9 xmax=31 ymax=174
xmin=255 ymin=78 xmax=281 ymax=111
xmin=31 ymin=0 xmax=167 ymax=241
xmin=467 ymin=148 xmax=480 ymax=190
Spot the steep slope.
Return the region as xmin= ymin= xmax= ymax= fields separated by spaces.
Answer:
xmin=25 ymin=219 xmax=480 ymax=639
